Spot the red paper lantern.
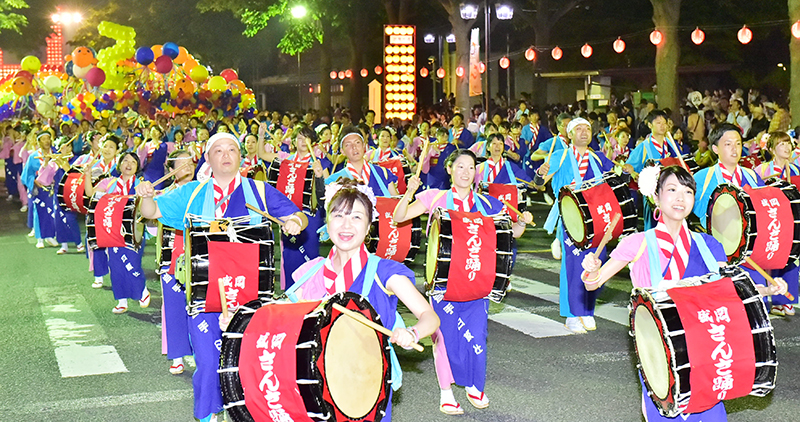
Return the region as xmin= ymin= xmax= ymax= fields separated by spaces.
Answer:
xmin=345 ymin=69 xmax=353 ymax=78
xmin=499 ymin=57 xmax=509 ymax=69
xmin=738 ymin=25 xmax=752 ymax=44
xmin=337 ymin=71 xmax=346 ymax=79
xmin=436 ymin=68 xmax=445 ymax=79
xmin=360 ymin=68 xmax=368 ymax=77
xmin=456 ymin=66 xmax=465 ymax=77
xmin=613 ymin=37 xmax=626 ymax=53
xmin=420 ymin=68 xmax=429 ymax=78
xmin=691 ymin=27 xmax=705 ymax=45
xmin=580 ymin=44 xmax=593 ymax=58
xmin=650 ymin=29 xmax=663 ymax=45
xmin=308 ymin=85 xmax=314 ymax=93
xmin=793 ymin=21 xmax=800 ymax=39
xmin=551 ymin=46 xmax=562 ymax=61
xmin=525 ymin=47 xmax=536 ymax=61
xmin=374 ymin=66 xmax=383 ymax=75
xmin=330 ymin=71 xmax=337 ymax=79
xmin=478 ymin=62 xmax=486 ymax=73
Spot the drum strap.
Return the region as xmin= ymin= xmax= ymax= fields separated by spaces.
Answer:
xmin=369 ymin=163 xmax=392 ymax=197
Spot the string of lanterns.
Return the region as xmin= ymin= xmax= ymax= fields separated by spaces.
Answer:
xmin=324 ymin=20 xmax=800 ymax=81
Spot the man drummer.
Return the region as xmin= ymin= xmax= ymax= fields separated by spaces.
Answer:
xmin=534 ymin=117 xmax=615 ymax=334
xmin=326 ymin=128 xmax=400 ymax=197
xmin=136 ymin=132 xmax=307 ymax=422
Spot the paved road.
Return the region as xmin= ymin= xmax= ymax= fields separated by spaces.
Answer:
xmin=0 ymin=185 xmax=798 ymax=422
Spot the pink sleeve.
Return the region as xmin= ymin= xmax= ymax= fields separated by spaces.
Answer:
xmin=36 ymin=162 xmax=58 ymax=186
xmin=291 ymin=258 xmax=328 ymax=300
xmin=167 ymin=142 xmax=176 ymax=154
xmin=136 ymin=145 xmax=147 ymax=164
xmin=277 ymin=151 xmax=290 ymax=161
xmin=415 ymin=189 xmax=443 ymax=213
xmin=0 ymin=137 xmax=11 ymax=159
xmin=96 ymin=178 xmax=113 ymax=193
xmin=610 ymin=232 xmax=645 ymax=263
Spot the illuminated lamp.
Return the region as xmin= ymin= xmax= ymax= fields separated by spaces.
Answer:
xmin=420 ymin=68 xmax=429 ymax=78
xmin=385 ymin=27 xmax=393 ymax=35
xmin=330 ymin=71 xmax=337 ymax=79
xmin=650 ymin=29 xmax=663 ymax=45
xmin=361 ymin=68 xmax=368 ymax=77
xmin=613 ymin=37 xmax=625 ymax=53
xmin=338 ymin=71 xmax=345 ymax=79
xmin=375 ymin=66 xmax=383 ymax=75
xmin=580 ymin=43 xmax=593 ymax=58
xmin=436 ymin=68 xmax=445 ymax=78
xmin=738 ymin=25 xmax=752 ymax=44
xmin=479 ymin=62 xmax=486 ymax=73
xmin=525 ymin=47 xmax=536 ymax=61
xmin=345 ymin=69 xmax=353 ymax=78
xmin=456 ymin=66 xmax=465 ymax=77
xmin=551 ymin=46 xmax=562 ymax=60
xmin=691 ymin=27 xmax=705 ymax=45
xmin=793 ymin=21 xmax=800 ymax=39
xmin=499 ymin=57 xmax=509 ymax=69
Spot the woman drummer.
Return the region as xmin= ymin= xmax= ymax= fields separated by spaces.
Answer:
xmin=285 ymin=177 xmax=440 ymax=421
xmin=754 ymin=132 xmax=800 ymax=180
xmin=84 ymin=139 xmax=150 ymax=314
xmin=393 ymin=149 xmax=533 ymax=415
xmin=158 ymin=149 xmax=196 ymax=375
xmin=581 ymin=165 xmax=788 ymax=422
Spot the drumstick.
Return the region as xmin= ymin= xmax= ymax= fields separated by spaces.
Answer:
xmin=245 ymin=203 xmax=285 ymax=226
xmin=218 ymin=278 xmax=229 ymax=320
xmin=545 ymin=135 xmax=558 ymax=163
xmin=331 ymin=303 xmax=424 ymax=352
xmin=414 ymin=138 xmax=430 ymax=179
xmin=744 ymin=256 xmax=795 ymax=300
xmin=500 ymin=199 xmax=534 ymax=226
xmin=785 ymin=162 xmax=791 ymax=184
xmin=515 ymin=177 xmax=536 ymax=188
xmin=664 ymin=132 xmax=687 ymax=168
xmin=303 ymin=137 xmax=316 ymax=163
xmin=150 ymin=161 xmax=193 ymax=187
xmin=593 ymin=213 xmax=622 ymax=260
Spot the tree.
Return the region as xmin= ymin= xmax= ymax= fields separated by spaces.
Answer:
xmin=0 ymin=0 xmax=27 ymax=34
xmin=651 ymin=0 xmax=681 ymax=115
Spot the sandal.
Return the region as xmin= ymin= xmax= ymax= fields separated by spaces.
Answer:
xmin=112 ymin=305 xmax=128 ymax=314
xmin=439 ymin=402 xmax=464 ymax=415
xmin=466 ymin=391 xmax=489 ymax=409
xmin=139 ymin=290 xmax=151 ymax=308
xmin=169 ymin=363 xmax=185 ymax=375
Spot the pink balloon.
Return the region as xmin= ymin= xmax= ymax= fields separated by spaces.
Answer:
xmin=220 ymin=68 xmax=238 ymax=83
xmin=155 ymin=55 xmax=173 ymax=74
xmin=85 ymin=67 xmax=106 ymax=87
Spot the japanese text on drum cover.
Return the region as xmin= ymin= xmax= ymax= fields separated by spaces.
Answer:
xmin=464 ymin=217 xmax=484 ymax=281
xmin=68 ymin=178 xmax=81 ymax=210
xmin=219 ymin=275 xmax=246 ymax=309
xmin=384 ymin=212 xmax=400 ymax=260
xmin=697 ymin=306 xmax=735 ymax=399
xmin=102 ymin=195 xmax=125 ymax=234
xmin=762 ymin=198 xmax=781 ymax=259
xmin=284 ymin=162 xmax=304 ymax=199
xmin=255 ymin=331 xmax=293 ymax=422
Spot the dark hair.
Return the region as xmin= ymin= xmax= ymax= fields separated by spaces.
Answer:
xmin=327 ymin=177 xmax=374 ymax=224
xmin=657 ymin=165 xmax=696 ymax=195
xmin=556 ymin=112 xmax=572 ymax=127
xmin=646 ymin=110 xmax=668 ymax=124
xmin=117 ymin=151 xmax=141 ymax=174
xmin=444 ymin=148 xmax=477 ymax=169
xmin=483 ymin=122 xmax=497 ymax=133
xmin=767 ymin=131 xmax=793 ymax=151
xmin=295 ymin=126 xmax=317 ymax=145
xmin=708 ymin=123 xmax=741 ymax=147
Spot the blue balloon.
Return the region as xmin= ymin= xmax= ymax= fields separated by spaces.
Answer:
xmin=162 ymin=42 xmax=179 ymax=60
xmin=65 ymin=61 xmax=74 ymax=77
xmin=135 ymin=47 xmax=154 ymax=65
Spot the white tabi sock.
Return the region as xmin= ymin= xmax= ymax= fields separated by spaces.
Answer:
xmin=117 ymin=299 xmax=128 ymax=308
xmin=440 ymin=388 xmax=457 ymax=405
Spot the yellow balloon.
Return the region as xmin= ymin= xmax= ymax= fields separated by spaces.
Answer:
xmin=190 ymin=66 xmax=209 ymax=83
xmin=21 ymin=56 xmax=42 ymax=73
xmin=207 ymin=76 xmax=226 ymax=91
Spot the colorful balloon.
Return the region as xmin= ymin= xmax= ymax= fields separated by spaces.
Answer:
xmin=43 ymin=75 xmax=62 ymax=93
xmin=11 ymin=77 xmax=34 ymax=96
xmin=220 ymin=68 xmax=238 ymax=83
xmin=175 ymin=47 xmax=189 ymax=64
xmin=154 ymin=55 xmax=173 ymax=74
xmin=86 ymin=67 xmax=106 ymax=87
xmin=162 ymin=42 xmax=180 ymax=60
xmin=190 ymin=65 xmax=209 ymax=83
xmin=71 ymin=47 xmax=98 ymax=68
xmin=15 ymin=70 xmax=33 ymax=81
xmin=135 ymin=47 xmax=154 ymax=65
xmin=20 ymin=56 xmax=42 ymax=73
xmin=207 ymin=76 xmax=227 ymax=91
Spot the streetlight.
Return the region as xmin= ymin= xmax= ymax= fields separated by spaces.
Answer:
xmin=51 ymin=11 xmax=82 ymax=24
xmin=291 ymin=5 xmax=308 ymax=108
xmin=291 ymin=5 xmax=307 ymax=19
xmin=460 ymin=2 xmax=513 ymax=117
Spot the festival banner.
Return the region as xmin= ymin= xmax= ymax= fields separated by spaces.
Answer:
xmin=95 ymin=194 xmax=128 ymax=248
xmin=206 ymin=241 xmax=260 ymax=313
xmin=469 ymin=28 xmax=483 ymax=97
xmin=239 ymin=301 xmax=320 ymax=422
xmin=445 ymin=210 xmax=496 ymax=302
xmin=487 ymin=183 xmax=519 ymax=222
xmin=375 ymin=197 xmax=413 ymax=262
xmin=744 ymin=186 xmax=792 ymax=270
xmin=376 ymin=158 xmax=408 ymax=194
xmin=276 ymin=160 xmax=309 ymax=209
xmin=668 ymin=278 xmax=756 ymax=413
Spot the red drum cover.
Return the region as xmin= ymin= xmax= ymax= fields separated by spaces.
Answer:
xmin=445 ymin=210 xmax=497 ymax=302
xmin=206 ymin=241 xmax=260 ymax=312
xmin=375 ymin=197 xmax=413 ymax=262
xmin=376 ymin=158 xmax=407 ymax=194
xmin=94 ymin=194 xmax=128 ymax=248
xmin=582 ymin=182 xmax=624 ymax=248
xmin=276 ymin=160 xmax=309 ymax=209
xmin=743 ymin=186 xmax=793 ymax=269
xmin=487 ymin=183 xmax=519 ymax=222
xmin=63 ymin=172 xmax=88 ymax=213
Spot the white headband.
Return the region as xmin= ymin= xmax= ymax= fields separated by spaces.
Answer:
xmin=204 ymin=132 xmax=240 ymax=157
xmin=566 ymin=118 xmax=591 ymax=135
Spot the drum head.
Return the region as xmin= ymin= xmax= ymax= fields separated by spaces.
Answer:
xmin=560 ymin=194 xmax=585 ymax=245
xmin=634 ymin=304 xmax=671 ymax=400
xmin=709 ymin=191 xmax=743 ymax=257
xmin=426 ymin=216 xmax=441 ymax=285
xmin=324 ymin=314 xmax=384 ymax=419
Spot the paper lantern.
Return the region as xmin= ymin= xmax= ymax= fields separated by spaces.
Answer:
xmin=551 ymin=46 xmax=562 ymax=61
xmin=738 ymin=25 xmax=752 ymax=44
xmin=456 ymin=66 xmax=465 ymax=77
xmin=361 ymin=68 xmax=368 ymax=77
xmin=345 ymin=69 xmax=353 ymax=78
xmin=420 ymin=68 xmax=429 ymax=78
xmin=499 ymin=57 xmax=509 ymax=69
xmin=338 ymin=71 xmax=346 ymax=79
xmin=580 ymin=44 xmax=593 ymax=58
xmin=436 ymin=68 xmax=445 ymax=79
xmin=650 ymin=29 xmax=663 ymax=45
xmin=479 ymin=62 xmax=486 ymax=73
xmin=793 ymin=21 xmax=800 ymax=39
xmin=525 ymin=47 xmax=536 ymax=61
xmin=330 ymin=71 xmax=337 ymax=79
xmin=691 ymin=27 xmax=705 ymax=45
xmin=374 ymin=66 xmax=383 ymax=75
xmin=613 ymin=37 xmax=626 ymax=53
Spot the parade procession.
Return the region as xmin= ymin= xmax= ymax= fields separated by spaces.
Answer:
xmin=5 ymin=2 xmax=800 ymax=421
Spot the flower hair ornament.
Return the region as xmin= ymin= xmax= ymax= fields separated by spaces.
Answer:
xmin=324 ymin=181 xmax=380 ymax=221
xmin=638 ymin=165 xmax=661 ymax=201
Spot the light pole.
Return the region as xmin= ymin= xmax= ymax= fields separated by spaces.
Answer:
xmin=51 ymin=8 xmax=83 ymax=63
xmin=460 ymin=2 xmax=512 ymax=117
xmin=291 ymin=5 xmax=307 ymax=109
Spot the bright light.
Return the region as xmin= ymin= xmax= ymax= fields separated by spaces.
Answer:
xmin=51 ymin=14 xmax=60 ymax=23
xmin=446 ymin=34 xmax=456 ymax=43
xmin=51 ymin=11 xmax=82 ymax=24
xmin=291 ymin=5 xmax=307 ymax=19
xmin=460 ymin=4 xmax=479 ymax=20
xmin=495 ymin=4 xmax=513 ymax=20
xmin=72 ymin=12 xmax=82 ymax=23
xmin=424 ymin=34 xmax=435 ymax=44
